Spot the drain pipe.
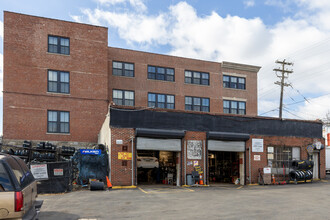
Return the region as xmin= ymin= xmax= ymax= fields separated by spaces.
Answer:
xmin=131 ymin=137 xmax=134 ymax=186
xmin=184 ymin=140 xmax=187 ymax=185
xmin=249 ymin=147 xmax=251 ymax=184
xmin=203 ymin=140 xmax=206 ymax=185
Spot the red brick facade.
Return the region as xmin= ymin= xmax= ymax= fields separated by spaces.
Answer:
xmin=109 ymin=127 xmax=325 ymax=186
xmin=3 ymin=12 xmax=108 ymax=145
xmin=3 ymin=12 xmax=259 ymax=146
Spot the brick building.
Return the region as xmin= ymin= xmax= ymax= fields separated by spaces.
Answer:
xmin=3 ymin=11 xmax=325 ymax=186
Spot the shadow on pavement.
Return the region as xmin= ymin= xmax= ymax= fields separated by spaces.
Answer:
xmin=39 ymin=211 xmax=80 ymax=220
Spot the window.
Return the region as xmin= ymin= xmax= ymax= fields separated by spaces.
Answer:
xmin=185 ymin=96 xmax=210 ymax=112
xmin=223 ymin=100 xmax=246 ymax=115
xmin=47 ymin=110 xmax=70 ymax=133
xmin=113 ymin=90 xmax=134 ymax=106
xmin=270 ymin=147 xmax=300 ymax=174
xmin=48 ymin=35 xmax=70 ymax=55
xmin=148 ymin=65 xmax=175 ymax=82
xmin=185 ymin=71 xmax=209 ymax=85
xmin=112 ymin=61 xmax=134 ymax=77
xmin=223 ymin=75 xmax=246 ymax=90
xmin=148 ymin=93 xmax=175 ymax=109
xmin=48 ymin=70 xmax=70 ymax=94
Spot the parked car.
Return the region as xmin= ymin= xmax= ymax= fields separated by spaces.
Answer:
xmin=137 ymin=156 xmax=159 ymax=168
xmin=0 ymin=153 xmax=43 ymax=219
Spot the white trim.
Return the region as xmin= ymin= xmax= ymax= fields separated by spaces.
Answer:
xmin=222 ymin=97 xmax=247 ymax=102
xmin=222 ymin=72 xmax=247 ymax=77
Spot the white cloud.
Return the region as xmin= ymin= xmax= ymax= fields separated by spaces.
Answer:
xmin=95 ymin=0 xmax=147 ymax=12
xmin=73 ymin=1 xmax=330 ymax=121
xmin=0 ymin=20 xmax=3 ymax=39
xmin=244 ymin=0 xmax=255 ymax=8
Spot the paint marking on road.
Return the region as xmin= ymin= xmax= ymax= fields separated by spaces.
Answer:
xmin=236 ymin=186 xmax=243 ymax=190
xmin=138 ymin=187 xmax=149 ymax=194
xmin=183 ymin=187 xmax=195 ymax=192
xmin=321 ymin=180 xmax=328 ymax=183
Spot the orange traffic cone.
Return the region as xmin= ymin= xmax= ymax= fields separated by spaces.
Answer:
xmin=106 ymin=176 xmax=112 ymax=188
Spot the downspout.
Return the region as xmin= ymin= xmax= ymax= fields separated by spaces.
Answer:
xmin=184 ymin=140 xmax=187 ymax=185
xmin=244 ymin=146 xmax=247 ymax=185
xmin=131 ymin=137 xmax=134 ymax=186
xmin=249 ymin=147 xmax=251 ymax=184
xmin=204 ymin=140 xmax=206 ymax=185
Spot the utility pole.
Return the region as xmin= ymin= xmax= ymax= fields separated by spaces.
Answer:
xmin=274 ymin=59 xmax=293 ymax=119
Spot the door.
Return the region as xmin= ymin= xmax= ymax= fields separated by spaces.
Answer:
xmin=313 ymin=153 xmax=319 ymax=179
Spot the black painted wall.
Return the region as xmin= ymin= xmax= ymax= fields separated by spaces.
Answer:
xmin=110 ymin=108 xmax=323 ymax=138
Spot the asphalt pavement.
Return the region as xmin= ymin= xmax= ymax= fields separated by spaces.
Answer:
xmin=38 ymin=178 xmax=330 ymax=220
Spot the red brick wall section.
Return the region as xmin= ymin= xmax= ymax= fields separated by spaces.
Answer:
xmin=183 ymin=131 xmax=207 ymax=185
xmin=110 ymin=127 xmax=135 ymax=186
xmin=246 ymin=135 xmax=325 ymax=184
xmin=108 ymin=47 xmax=258 ymax=116
xmin=3 ymin=12 xmax=109 ymax=143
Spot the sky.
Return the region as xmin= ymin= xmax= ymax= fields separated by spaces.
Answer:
xmin=1 ymin=0 xmax=330 ymax=135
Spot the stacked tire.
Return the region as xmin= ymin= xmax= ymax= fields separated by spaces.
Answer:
xmin=289 ymin=160 xmax=313 ymax=184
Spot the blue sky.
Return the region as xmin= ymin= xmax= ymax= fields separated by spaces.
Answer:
xmin=2 ymin=0 xmax=330 ymax=135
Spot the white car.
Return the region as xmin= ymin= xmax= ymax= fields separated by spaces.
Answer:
xmin=137 ymin=156 xmax=159 ymax=168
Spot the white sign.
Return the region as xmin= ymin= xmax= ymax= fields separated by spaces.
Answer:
xmin=187 ymin=140 xmax=202 ymax=160
xmin=30 ymin=164 xmax=48 ymax=180
xmin=267 ymin=146 xmax=274 ymax=153
xmin=116 ymin=140 xmax=123 ymax=145
xmin=254 ymin=155 xmax=261 ymax=161
xmin=252 ymin=139 xmax=264 ymax=152
xmin=263 ymin=167 xmax=271 ymax=174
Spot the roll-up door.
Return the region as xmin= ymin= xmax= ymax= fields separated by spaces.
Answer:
xmin=136 ymin=137 xmax=181 ymax=151
xmin=208 ymin=140 xmax=245 ymax=152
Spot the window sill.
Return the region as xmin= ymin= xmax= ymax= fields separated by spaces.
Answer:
xmin=147 ymin=78 xmax=175 ymax=83
xmin=184 ymin=83 xmax=210 ymax=87
xmin=112 ymin=75 xmax=135 ymax=78
xmin=47 ymin=92 xmax=71 ymax=96
xmin=223 ymin=87 xmax=247 ymax=91
xmin=46 ymin=52 xmax=70 ymax=56
xmin=46 ymin=133 xmax=70 ymax=135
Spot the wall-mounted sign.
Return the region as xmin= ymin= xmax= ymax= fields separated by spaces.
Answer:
xmin=267 ymin=146 xmax=274 ymax=153
xmin=193 ymin=161 xmax=199 ymax=166
xmin=252 ymin=139 xmax=264 ymax=152
xmin=187 ymin=161 xmax=193 ymax=166
xmin=254 ymin=155 xmax=261 ymax=161
xmin=267 ymin=154 xmax=274 ymax=160
xmin=118 ymin=152 xmax=132 ymax=160
xmin=187 ymin=140 xmax=202 ymax=159
xmin=54 ymin=169 xmax=63 ymax=176
xmin=116 ymin=140 xmax=123 ymax=145
xmin=30 ymin=164 xmax=48 ymax=180
xmin=80 ymin=149 xmax=101 ymax=155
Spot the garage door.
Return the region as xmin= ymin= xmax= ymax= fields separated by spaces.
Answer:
xmin=208 ymin=140 xmax=245 ymax=152
xmin=136 ymin=137 xmax=182 ymax=151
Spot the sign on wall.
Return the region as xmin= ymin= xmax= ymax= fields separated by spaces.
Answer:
xmin=30 ymin=164 xmax=48 ymax=180
xmin=118 ymin=152 xmax=132 ymax=160
xmin=252 ymin=139 xmax=264 ymax=152
xmin=80 ymin=149 xmax=101 ymax=155
xmin=187 ymin=140 xmax=202 ymax=160
xmin=254 ymin=155 xmax=261 ymax=161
